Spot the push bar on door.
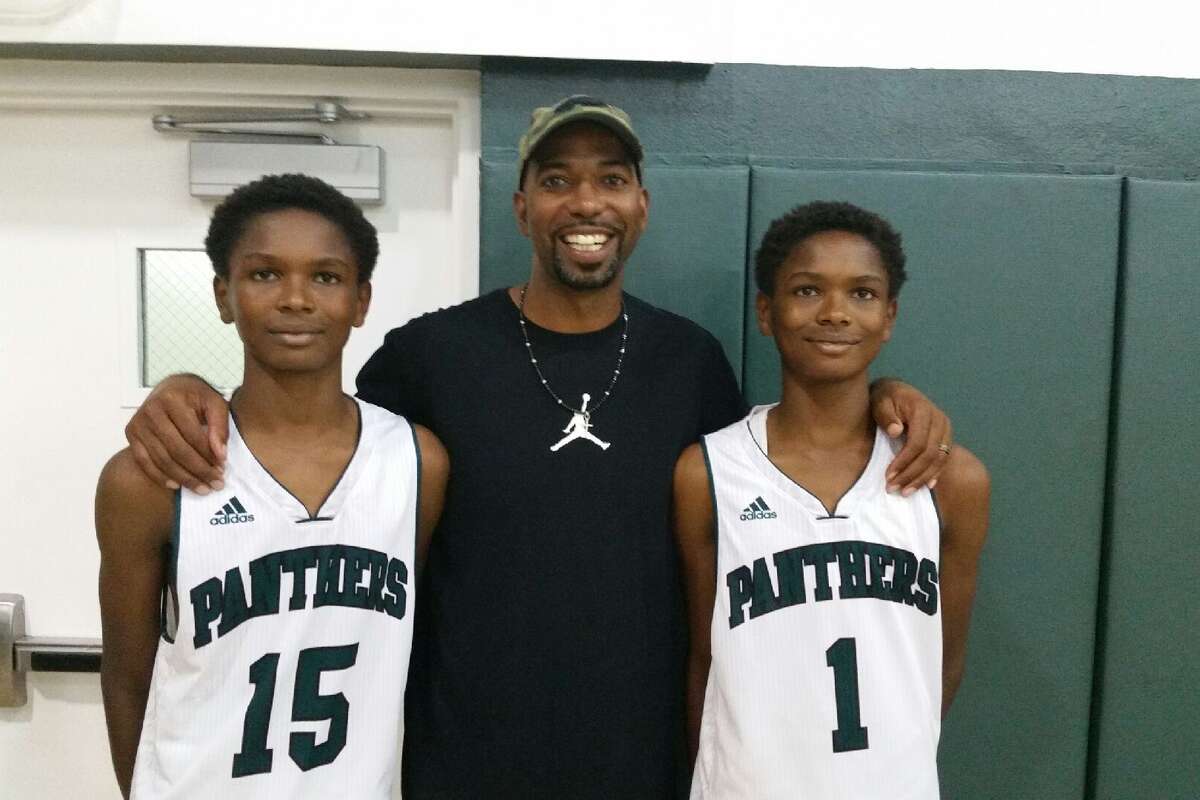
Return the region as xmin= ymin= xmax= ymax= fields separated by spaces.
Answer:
xmin=1 ymin=594 xmax=102 ymax=708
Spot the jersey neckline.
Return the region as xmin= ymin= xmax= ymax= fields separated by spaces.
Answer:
xmin=227 ymin=394 xmax=367 ymax=523
xmin=742 ymin=403 xmax=890 ymax=519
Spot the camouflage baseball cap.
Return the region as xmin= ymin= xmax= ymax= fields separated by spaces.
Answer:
xmin=517 ymin=95 xmax=644 ymax=183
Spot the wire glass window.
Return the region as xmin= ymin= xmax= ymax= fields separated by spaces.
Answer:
xmin=140 ymin=249 xmax=243 ymax=390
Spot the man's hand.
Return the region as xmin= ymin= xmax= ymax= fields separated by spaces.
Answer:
xmin=124 ymin=375 xmax=229 ymax=494
xmin=870 ymin=379 xmax=953 ymax=495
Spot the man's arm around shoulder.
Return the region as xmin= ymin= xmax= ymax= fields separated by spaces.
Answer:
xmin=96 ymin=449 xmax=175 ymax=798
xmin=124 ymin=374 xmax=228 ymax=494
xmin=931 ymin=445 xmax=990 ymax=718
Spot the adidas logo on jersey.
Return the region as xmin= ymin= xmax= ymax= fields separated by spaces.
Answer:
xmin=209 ymin=496 xmax=255 ymax=526
xmin=740 ymin=496 xmax=777 ymax=521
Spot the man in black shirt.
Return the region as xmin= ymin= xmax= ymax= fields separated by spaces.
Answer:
xmin=124 ymin=97 xmax=952 ymax=798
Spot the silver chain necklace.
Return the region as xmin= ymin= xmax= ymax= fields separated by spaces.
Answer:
xmin=518 ymin=283 xmax=628 ymax=424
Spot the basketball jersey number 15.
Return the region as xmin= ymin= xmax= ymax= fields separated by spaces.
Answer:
xmin=233 ymin=643 xmax=360 ymax=776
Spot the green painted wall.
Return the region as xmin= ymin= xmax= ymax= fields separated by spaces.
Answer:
xmin=480 ymin=59 xmax=1200 ymax=800
xmin=482 ymin=59 xmax=1200 ymax=176
xmin=1091 ymin=179 xmax=1200 ymax=800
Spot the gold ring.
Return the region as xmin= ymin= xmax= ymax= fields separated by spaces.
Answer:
xmin=937 ymin=443 xmax=952 ymax=455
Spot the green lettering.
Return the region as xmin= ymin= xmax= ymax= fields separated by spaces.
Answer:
xmin=726 ymin=566 xmax=754 ymax=628
xmin=367 ymin=550 xmax=390 ymax=612
xmin=803 ymin=543 xmax=837 ymax=601
xmin=865 ymin=542 xmax=895 ymax=601
xmin=216 ymin=567 xmax=251 ymax=638
xmin=340 ymin=547 xmax=372 ymax=610
xmin=281 ymin=548 xmax=318 ymax=611
xmin=915 ymin=559 xmax=939 ymax=615
xmin=835 ymin=541 xmax=870 ymax=600
xmin=773 ymin=547 xmax=808 ymax=609
xmin=891 ymin=550 xmax=920 ymax=606
xmin=748 ymin=557 xmax=780 ymax=620
xmin=313 ymin=546 xmax=344 ymax=608
xmin=381 ymin=558 xmax=408 ymax=620
xmin=247 ymin=551 xmax=283 ymax=619
xmin=190 ymin=577 xmax=224 ymax=648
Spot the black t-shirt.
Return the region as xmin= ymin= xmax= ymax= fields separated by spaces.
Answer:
xmin=357 ymin=289 xmax=745 ymax=799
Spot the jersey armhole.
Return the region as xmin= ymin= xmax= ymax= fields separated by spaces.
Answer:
xmin=928 ymin=485 xmax=945 ymax=539
xmin=160 ymin=488 xmax=181 ymax=644
xmin=700 ymin=436 xmax=719 ymax=576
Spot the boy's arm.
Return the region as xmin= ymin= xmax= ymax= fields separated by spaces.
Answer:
xmin=672 ymin=443 xmax=718 ymax=765
xmin=96 ymin=449 xmax=175 ymax=798
xmin=931 ymin=445 xmax=991 ymax=717
xmin=412 ymin=425 xmax=449 ymax=577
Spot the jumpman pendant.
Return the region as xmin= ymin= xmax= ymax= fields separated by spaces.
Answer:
xmin=550 ymin=393 xmax=611 ymax=452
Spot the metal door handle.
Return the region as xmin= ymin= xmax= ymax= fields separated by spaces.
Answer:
xmin=2 ymin=594 xmax=102 ymax=708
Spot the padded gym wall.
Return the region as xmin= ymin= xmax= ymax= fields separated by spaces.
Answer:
xmin=1090 ymin=179 xmax=1200 ymax=800
xmin=482 ymin=60 xmax=1200 ymax=174
xmin=479 ymin=58 xmax=1200 ymax=800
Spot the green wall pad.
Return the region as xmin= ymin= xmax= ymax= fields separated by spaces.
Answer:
xmin=745 ymin=167 xmax=1121 ymax=799
xmin=1091 ymin=179 xmax=1200 ymax=800
xmin=480 ymin=161 xmax=749 ymax=374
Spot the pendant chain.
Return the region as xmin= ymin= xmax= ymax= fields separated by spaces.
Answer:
xmin=518 ymin=283 xmax=628 ymax=419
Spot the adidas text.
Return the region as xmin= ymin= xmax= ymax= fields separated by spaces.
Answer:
xmin=740 ymin=496 xmax=777 ymax=521
xmin=210 ymin=514 xmax=255 ymax=526
xmin=210 ymin=496 xmax=254 ymax=526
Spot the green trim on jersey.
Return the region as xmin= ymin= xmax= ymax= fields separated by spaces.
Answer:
xmin=700 ymin=437 xmax=720 ymax=573
xmin=160 ymin=488 xmax=182 ymax=644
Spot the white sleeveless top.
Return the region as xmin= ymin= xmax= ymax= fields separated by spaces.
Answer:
xmin=131 ymin=399 xmax=419 ymax=799
xmin=692 ymin=404 xmax=942 ymax=800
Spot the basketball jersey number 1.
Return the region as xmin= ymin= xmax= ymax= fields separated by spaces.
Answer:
xmin=826 ymin=637 xmax=869 ymax=752
xmin=233 ymin=643 xmax=360 ymax=777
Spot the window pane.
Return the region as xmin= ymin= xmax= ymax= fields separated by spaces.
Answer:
xmin=141 ymin=249 xmax=243 ymax=390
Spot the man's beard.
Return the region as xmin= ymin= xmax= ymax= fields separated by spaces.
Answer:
xmin=549 ymin=250 xmax=625 ymax=291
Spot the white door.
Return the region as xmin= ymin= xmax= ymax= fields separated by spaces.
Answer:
xmin=0 ymin=58 xmax=479 ymax=799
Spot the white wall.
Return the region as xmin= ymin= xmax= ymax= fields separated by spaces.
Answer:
xmin=2 ymin=0 xmax=1200 ymax=78
xmin=0 ymin=58 xmax=478 ymax=799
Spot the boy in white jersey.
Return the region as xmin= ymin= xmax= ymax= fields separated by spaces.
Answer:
xmin=96 ymin=174 xmax=448 ymax=799
xmin=674 ymin=201 xmax=989 ymax=799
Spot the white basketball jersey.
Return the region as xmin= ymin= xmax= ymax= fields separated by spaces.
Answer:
xmin=131 ymin=399 xmax=420 ymax=800
xmin=692 ymin=404 xmax=942 ymax=800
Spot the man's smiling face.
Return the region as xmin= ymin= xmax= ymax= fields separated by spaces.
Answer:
xmin=514 ymin=121 xmax=649 ymax=291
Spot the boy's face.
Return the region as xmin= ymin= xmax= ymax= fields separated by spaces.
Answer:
xmin=213 ymin=208 xmax=371 ymax=375
xmin=756 ymin=229 xmax=897 ymax=385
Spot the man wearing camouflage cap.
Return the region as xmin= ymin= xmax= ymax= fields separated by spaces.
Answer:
xmin=124 ymin=95 xmax=951 ymax=798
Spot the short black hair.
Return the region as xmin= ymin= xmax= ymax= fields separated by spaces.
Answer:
xmin=205 ymin=173 xmax=379 ymax=283
xmin=754 ymin=201 xmax=906 ymax=297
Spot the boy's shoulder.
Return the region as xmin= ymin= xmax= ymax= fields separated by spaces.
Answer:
xmin=935 ymin=445 xmax=989 ymax=502
xmin=931 ymin=444 xmax=990 ymax=546
xmin=98 ymin=448 xmax=175 ymax=506
xmin=96 ymin=448 xmax=175 ymax=547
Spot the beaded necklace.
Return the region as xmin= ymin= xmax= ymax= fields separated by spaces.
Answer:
xmin=518 ymin=284 xmax=628 ymax=451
